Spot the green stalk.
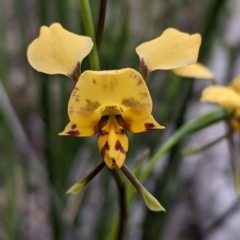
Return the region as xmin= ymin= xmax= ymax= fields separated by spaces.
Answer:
xmin=79 ymin=0 xmax=100 ymax=70
xmin=182 ymin=132 xmax=230 ymax=156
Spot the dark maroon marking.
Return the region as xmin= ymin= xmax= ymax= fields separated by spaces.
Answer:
xmin=100 ymin=141 xmax=110 ymax=157
xmin=139 ymin=58 xmax=149 ymax=80
xmin=119 ymin=128 xmax=125 ymax=134
xmin=116 ymin=115 xmax=130 ymax=131
xmin=68 ymin=62 xmax=81 ymax=83
xmin=100 ymin=129 xmax=109 ymax=135
xmin=71 ymin=124 xmax=77 ymax=129
xmin=66 ymin=130 xmax=80 ymax=136
xmin=100 ymin=115 xmax=109 ymax=128
xmin=137 ymin=77 xmax=143 ymax=85
xmin=115 ymin=140 xmax=126 ymax=154
xmin=111 ymin=158 xmax=118 ymax=169
xmin=145 ymin=123 xmax=155 ymax=130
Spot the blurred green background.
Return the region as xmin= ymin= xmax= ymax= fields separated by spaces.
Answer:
xmin=1 ymin=0 xmax=240 ymax=239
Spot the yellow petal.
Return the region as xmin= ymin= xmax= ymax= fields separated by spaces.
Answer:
xmin=121 ymin=109 xmax=165 ymax=133
xmin=230 ymin=76 xmax=240 ymax=93
xmin=68 ymin=68 xmax=152 ymax=119
xmin=136 ymin=28 xmax=201 ymax=72
xmin=59 ymin=112 xmax=101 ymax=137
xmin=201 ymin=86 xmax=240 ymax=109
xmin=172 ymin=63 xmax=214 ymax=79
xmin=98 ymin=116 xmax=129 ymax=169
xmin=27 ymin=23 xmax=93 ymax=76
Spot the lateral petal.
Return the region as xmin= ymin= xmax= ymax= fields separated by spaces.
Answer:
xmin=201 ymin=86 xmax=240 ymax=109
xmin=59 ymin=112 xmax=101 ymax=137
xmin=136 ymin=28 xmax=201 ymax=72
xmin=27 ymin=23 xmax=93 ymax=77
xmin=121 ymin=109 xmax=165 ymax=133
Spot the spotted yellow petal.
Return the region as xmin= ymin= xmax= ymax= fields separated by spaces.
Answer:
xmin=121 ymin=109 xmax=165 ymax=133
xmin=98 ymin=116 xmax=128 ymax=169
xmin=27 ymin=23 xmax=93 ymax=77
xmin=59 ymin=112 xmax=101 ymax=137
xmin=230 ymin=76 xmax=240 ymax=93
xmin=201 ymin=86 xmax=240 ymax=109
xmin=172 ymin=63 xmax=214 ymax=79
xmin=68 ymin=68 xmax=152 ymax=119
xmin=136 ymin=28 xmax=201 ymax=72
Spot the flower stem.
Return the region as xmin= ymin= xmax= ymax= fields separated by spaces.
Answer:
xmin=79 ymin=0 xmax=100 ymax=70
xmin=121 ymin=164 xmax=164 ymax=211
xmin=67 ymin=161 xmax=105 ymax=194
xmin=225 ymin=122 xmax=240 ymax=195
xmin=111 ymin=170 xmax=126 ymax=240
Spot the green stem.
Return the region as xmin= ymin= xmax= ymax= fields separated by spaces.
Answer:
xmin=225 ymin=122 xmax=240 ymax=195
xmin=182 ymin=132 xmax=231 ymax=156
xmin=79 ymin=0 xmax=100 ymax=70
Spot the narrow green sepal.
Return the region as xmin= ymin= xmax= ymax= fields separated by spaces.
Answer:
xmin=140 ymin=187 xmax=165 ymax=212
xmin=67 ymin=161 xmax=105 ymax=194
xmin=121 ymin=164 xmax=165 ymax=211
xmin=67 ymin=180 xmax=87 ymax=194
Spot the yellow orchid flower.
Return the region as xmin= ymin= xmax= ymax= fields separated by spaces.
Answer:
xmin=59 ymin=68 xmax=164 ymax=168
xmin=27 ymin=23 xmax=202 ymax=168
xmin=201 ymin=76 xmax=240 ymax=132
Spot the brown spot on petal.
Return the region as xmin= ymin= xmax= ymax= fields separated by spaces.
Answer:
xmin=115 ymin=140 xmax=126 ymax=154
xmin=139 ymin=92 xmax=148 ymax=99
xmin=66 ymin=130 xmax=80 ymax=136
xmin=68 ymin=62 xmax=81 ymax=83
xmin=100 ymin=129 xmax=109 ymax=135
xmin=111 ymin=158 xmax=118 ymax=169
xmin=145 ymin=123 xmax=155 ymax=130
xmin=81 ymin=99 xmax=100 ymax=111
xmin=71 ymin=124 xmax=77 ymax=129
xmin=100 ymin=141 xmax=110 ymax=157
xmin=137 ymin=77 xmax=143 ymax=85
xmin=100 ymin=115 xmax=109 ymax=128
xmin=92 ymin=79 xmax=96 ymax=84
xmin=122 ymin=98 xmax=145 ymax=108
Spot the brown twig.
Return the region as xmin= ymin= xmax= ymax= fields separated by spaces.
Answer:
xmin=96 ymin=0 xmax=107 ymax=50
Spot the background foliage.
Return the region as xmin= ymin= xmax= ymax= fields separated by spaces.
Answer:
xmin=1 ymin=0 xmax=240 ymax=239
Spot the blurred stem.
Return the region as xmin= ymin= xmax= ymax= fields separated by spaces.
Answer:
xmin=225 ymin=122 xmax=240 ymax=195
xmin=111 ymin=170 xmax=126 ymax=240
xmin=183 ymin=132 xmax=231 ymax=156
xmin=3 ymin=125 xmax=17 ymax=240
xmin=79 ymin=0 xmax=100 ymax=70
xmin=96 ymin=0 xmax=107 ymax=50
xmin=199 ymin=0 xmax=227 ymax=60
